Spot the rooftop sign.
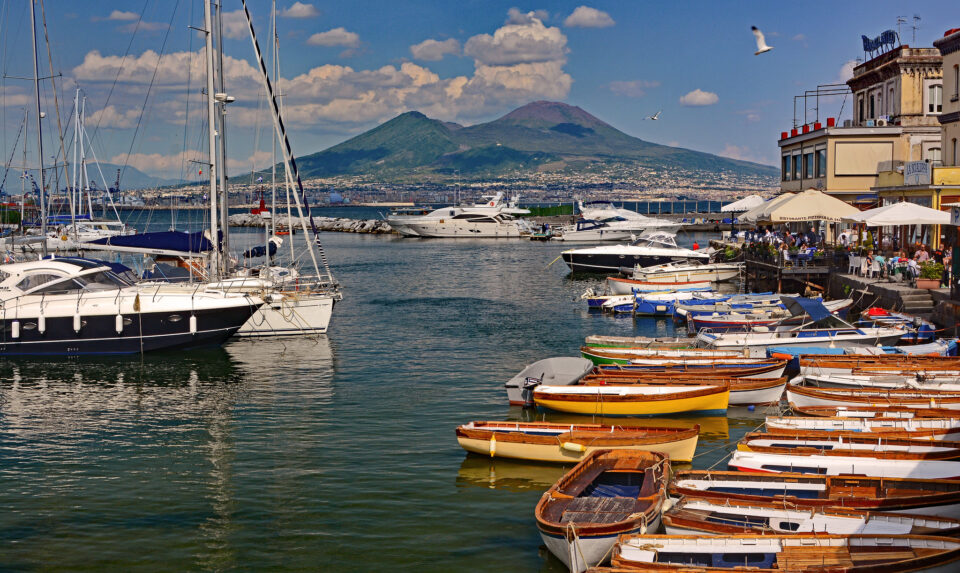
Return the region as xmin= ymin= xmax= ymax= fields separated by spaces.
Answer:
xmin=862 ymin=30 xmax=899 ymax=57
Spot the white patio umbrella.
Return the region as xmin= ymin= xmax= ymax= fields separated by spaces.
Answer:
xmin=746 ymin=189 xmax=860 ymax=223
xmin=738 ymin=193 xmax=794 ymax=223
xmin=721 ymin=195 xmax=766 ymax=212
xmin=845 ymin=201 xmax=949 ymax=226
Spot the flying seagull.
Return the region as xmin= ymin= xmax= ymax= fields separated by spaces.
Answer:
xmin=752 ymin=26 xmax=773 ymax=55
xmin=644 ymin=110 xmax=662 ymax=121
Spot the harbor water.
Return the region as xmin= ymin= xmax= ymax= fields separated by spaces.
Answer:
xmin=0 ymin=214 xmax=764 ymax=571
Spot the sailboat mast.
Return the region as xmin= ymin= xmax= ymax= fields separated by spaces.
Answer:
xmin=71 ymin=89 xmax=79 ymax=224
xmin=214 ymin=0 xmax=230 ymax=260
xmin=270 ymin=0 xmax=277 ymax=238
xmin=29 ymin=0 xmax=47 ymax=241
xmin=203 ymin=0 xmax=221 ymax=278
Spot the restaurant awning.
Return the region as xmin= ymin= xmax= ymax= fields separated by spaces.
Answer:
xmin=844 ymin=201 xmax=949 ymax=226
xmin=721 ymin=195 xmax=766 ymax=212
xmin=740 ymin=189 xmax=860 ymax=223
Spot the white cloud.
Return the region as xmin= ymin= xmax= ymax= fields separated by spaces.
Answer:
xmin=281 ymin=2 xmax=319 ymax=19
xmin=506 ymin=8 xmax=549 ymax=25
xmin=88 ymin=105 xmax=142 ymax=129
xmin=106 ymin=10 xmax=138 ymax=21
xmin=464 ymin=14 xmax=567 ymax=66
xmin=307 ymin=27 xmax=360 ymax=48
xmin=109 ymin=151 xmax=200 ymax=176
xmin=838 ymin=59 xmax=856 ymax=82
xmin=679 ymin=89 xmax=718 ymax=106
xmin=119 ymin=21 xmax=168 ymax=34
xmin=564 ymin=6 xmax=614 ymax=28
xmin=719 ymin=144 xmax=764 ymax=163
xmin=608 ymin=80 xmax=659 ymax=98
xmin=221 ymin=9 xmax=250 ymax=40
xmin=792 ymin=34 xmax=806 ymax=41
xmin=410 ymin=38 xmax=461 ymax=61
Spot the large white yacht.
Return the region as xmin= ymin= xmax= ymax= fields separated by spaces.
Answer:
xmin=0 ymin=257 xmax=261 ymax=355
xmin=387 ymin=193 xmax=530 ymax=238
xmin=561 ymin=230 xmax=709 ymax=273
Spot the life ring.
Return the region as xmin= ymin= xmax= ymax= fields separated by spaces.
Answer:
xmin=489 ymin=201 xmax=494 ymax=206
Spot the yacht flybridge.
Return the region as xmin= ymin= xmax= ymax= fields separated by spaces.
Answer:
xmin=386 ymin=192 xmax=531 ymax=238
xmin=0 ymin=258 xmax=261 ymax=356
xmin=555 ymin=201 xmax=681 ymax=242
xmin=561 ymin=231 xmax=708 ymax=273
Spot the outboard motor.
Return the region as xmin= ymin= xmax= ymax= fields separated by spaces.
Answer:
xmin=521 ymin=375 xmax=543 ymax=408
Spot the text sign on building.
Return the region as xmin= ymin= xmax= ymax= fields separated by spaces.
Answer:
xmin=904 ymin=161 xmax=932 ymax=186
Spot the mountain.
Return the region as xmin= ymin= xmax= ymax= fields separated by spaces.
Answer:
xmin=11 ymin=163 xmax=182 ymax=192
xmin=289 ymin=101 xmax=777 ymax=180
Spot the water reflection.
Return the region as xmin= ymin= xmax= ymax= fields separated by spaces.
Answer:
xmin=456 ymin=456 xmax=567 ymax=492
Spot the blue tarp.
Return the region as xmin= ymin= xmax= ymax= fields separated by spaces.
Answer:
xmin=88 ymin=230 xmax=215 ymax=254
xmin=243 ymin=242 xmax=278 ymax=258
xmin=781 ymin=296 xmax=831 ymax=321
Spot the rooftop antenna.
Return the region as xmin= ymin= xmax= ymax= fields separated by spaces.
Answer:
xmin=912 ymin=15 xmax=921 ymax=45
xmin=896 ymin=16 xmax=907 ymax=43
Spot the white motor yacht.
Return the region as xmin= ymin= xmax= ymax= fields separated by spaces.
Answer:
xmin=561 ymin=230 xmax=708 ymax=273
xmin=387 ymin=192 xmax=530 ymax=238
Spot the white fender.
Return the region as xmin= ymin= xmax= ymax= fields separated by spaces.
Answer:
xmin=38 ymin=314 xmax=46 ymax=333
xmin=11 ymin=321 xmax=19 ymax=339
xmin=116 ymin=314 xmax=124 ymax=334
xmin=561 ymin=442 xmax=586 ymax=453
xmin=489 ymin=434 xmax=496 ymax=458
xmin=73 ymin=314 xmax=82 ymax=332
xmin=189 ymin=314 xmax=197 ymax=334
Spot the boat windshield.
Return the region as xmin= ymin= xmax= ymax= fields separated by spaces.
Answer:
xmin=630 ymin=231 xmax=679 ymax=249
xmin=27 ymin=270 xmax=132 ymax=295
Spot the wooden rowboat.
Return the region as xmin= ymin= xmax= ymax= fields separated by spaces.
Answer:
xmin=737 ymin=431 xmax=960 ymax=460
xmin=536 ymin=449 xmax=668 ymax=573
xmin=454 ymin=421 xmax=699 ymax=463
xmin=670 ymin=470 xmax=960 ymax=517
xmin=764 ymin=417 xmax=960 ymax=441
xmin=728 ymin=449 xmax=960 ymax=479
xmin=581 ymin=346 xmax=746 ymax=365
xmin=662 ymin=497 xmax=960 ymax=536
xmin=583 ymin=335 xmax=710 ymax=349
xmin=581 ymin=376 xmax=786 ymax=406
xmin=790 ymin=404 xmax=960 ymax=419
xmin=787 ymin=385 xmax=960 ymax=410
xmin=590 ymin=360 xmax=787 ymax=380
xmin=533 ymin=384 xmax=729 ymax=416
xmin=610 ymin=534 xmax=960 ymax=572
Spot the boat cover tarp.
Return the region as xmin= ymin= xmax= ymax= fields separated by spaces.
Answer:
xmin=781 ymin=296 xmax=830 ymax=321
xmin=88 ymin=230 xmax=215 ymax=253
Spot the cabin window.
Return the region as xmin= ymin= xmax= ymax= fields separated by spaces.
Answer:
xmin=16 ymin=273 xmax=65 ymax=291
xmin=657 ymin=553 xmax=712 ymax=566
xmin=32 ymin=278 xmax=85 ymax=295
xmin=778 ymin=521 xmax=801 ymax=531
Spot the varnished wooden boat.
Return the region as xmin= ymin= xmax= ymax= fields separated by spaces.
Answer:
xmin=799 ymin=355 xmax=960 ymax=370
xmin=790 ymin=404 xmax=960 ymax=419
xmin=591 ymin=360 xmax=787 ymax=380
xmin=670 ymin=470 xmax=960 ymax=517
xmin=533 ymin=384 xmax=729 ymax=416
xmin=609 ymin=534 xmax=960 ymax=572
xmin=728 ymin=449 xmax=960 ymax=479
xmin=662 ymin=497 xmax=960 ymax=536
xmin=581 ymin=345 xmax=741 ymax=364
xmin=787 ymin=385 xmax=960 ymax=410
xmin=454 ymin=421 xmax=699 ymax=462
xmin=581 ymin=376 xmax=786 ymax=406
xmin=737 ymin=431 xmax=960 ymax=460
xmin=764 ymin=417 xmax=960 ymax=441
xmin=535 ymin=449 xmax=668 ymax=572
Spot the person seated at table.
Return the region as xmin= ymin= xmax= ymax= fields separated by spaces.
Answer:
xmin=915 ymin=244 xmax=930 ymax=263
xmin=907 ymin=257 xmax=920 ymax=279
xmin=873 ymin=252 xmax=886 ymax=277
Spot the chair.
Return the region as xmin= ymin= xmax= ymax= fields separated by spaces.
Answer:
xmin=860 ymin=257 xmax=870 ymax=277
xmin=847 ymin=255 xmax=859 ymax=274
xmin=870 ymin=257 xmax=883 ymax=278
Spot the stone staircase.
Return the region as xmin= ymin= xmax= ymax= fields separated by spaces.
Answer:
xmin=899 ymin=291 xmax=935 ymax=315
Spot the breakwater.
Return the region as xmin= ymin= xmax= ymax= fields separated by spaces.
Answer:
xmin=228 ymin=212 xmax=393 ymax=234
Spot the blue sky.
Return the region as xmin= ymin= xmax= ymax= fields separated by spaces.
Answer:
xmin=1 ymin=1 xmax=958 ymax=183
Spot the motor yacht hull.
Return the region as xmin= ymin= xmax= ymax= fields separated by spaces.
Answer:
xmin=404 ymin=220 xmax=522 ymax=238
xmin=563 ymin=252 xmax=704 ymax=274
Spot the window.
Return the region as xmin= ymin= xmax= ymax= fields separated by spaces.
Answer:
xmin=869 ymin=94 xmax=875 ymax=118
xmin=16 ymin=273 xmax=65 ymax=292
xmin=954 ymin=139 xmax=958 ymax=167
xmin=782 ymin=154 xmax=792 ymax=181
xmin=889 ymin=87 xmax=895 ymax=115
xmin=929 ymin=147 xmax=942 ymax=166
xmin=803 ymin=151 xmax=814 ymax=180
xmin=816 ymin=147 xmax=827 ymax=178
xmin=858 ymin=97 xmax=864 ymax=123
xmin=929 ymin=84 xmax=943 ymax=114
xmin=955 ymin=65 xmax=959 ymax=99
xmin=792 ymin=152 xmax=801 ymax=181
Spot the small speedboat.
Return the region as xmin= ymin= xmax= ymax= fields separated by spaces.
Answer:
xmin=662 ymin=497 xmax=960 ymax=536
xmin=533 ymin=383 xmax=730 ymax=416
xmin=671 ymin=470 xmax=960 ymax=517
xmin=607 ymin=276 xmax=713 ymax=295
xmin=859 ymin=307 xmax=936 ymax=344
xmin=630 ymin=261 xmax=742 ymax=284
xmin=503 ymin=357 xmax=594 ymax=406
xmin=455 ymin=421 xmax=699 ymax=463
xmin=561 ymin=231 xmax=708 ymax=274
xmin=535 ymin=449 xmax=668 ymax=572
xmin=610 ymin=533 xmax=960 ymax=572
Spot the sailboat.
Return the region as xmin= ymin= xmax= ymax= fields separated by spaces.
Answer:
xmin=85 ymin=0 xmax=341 ymax=338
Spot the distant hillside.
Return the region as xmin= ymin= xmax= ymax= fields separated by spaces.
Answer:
xmin=278 ymin=101 xmax=777 ymax=181
xmin=9 ymin=163 xmax=182 ymax=192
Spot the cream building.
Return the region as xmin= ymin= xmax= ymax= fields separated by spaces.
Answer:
xmin=935 ymin=29 xmax=960 ymax=166
xmin=778 ymin=45 xmax=943 ymax=203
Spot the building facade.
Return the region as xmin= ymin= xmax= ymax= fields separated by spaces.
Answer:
xmin=935 ymin=29 xmax=960 ymax=167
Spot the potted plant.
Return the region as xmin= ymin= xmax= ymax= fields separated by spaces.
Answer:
xmin=917 ymin=261 xmax=944 ymax=289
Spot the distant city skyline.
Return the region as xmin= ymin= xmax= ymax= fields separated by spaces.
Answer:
xmin=0 ymin=0 xmax=957 ymax=181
